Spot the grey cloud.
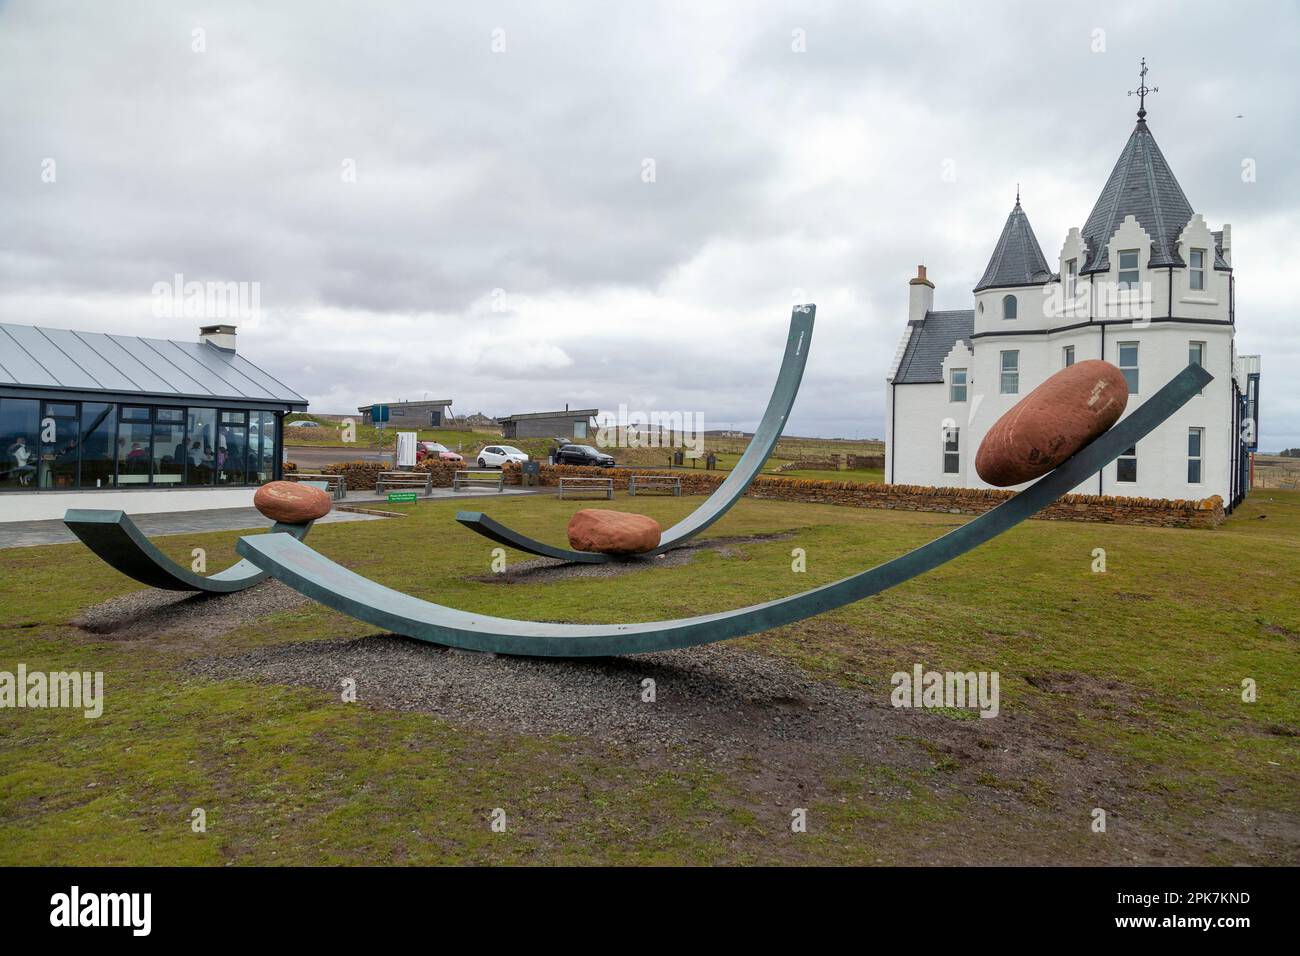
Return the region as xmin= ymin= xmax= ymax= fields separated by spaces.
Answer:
xmin=1 ymin=0 xmax=1296 ymax=447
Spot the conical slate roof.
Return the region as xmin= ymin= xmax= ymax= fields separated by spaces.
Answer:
xmin=1080 ymin=118 xmax=1194 ymax=274
xmin=973 ymin=200 xmax=1054 ymax=292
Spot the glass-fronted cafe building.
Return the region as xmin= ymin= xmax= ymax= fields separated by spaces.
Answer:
xmin=0 ymin=323 xmax=308 ymax=520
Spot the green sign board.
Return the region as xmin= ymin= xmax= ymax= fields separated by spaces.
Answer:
xmin=372 ymin=404 xmax=390 ymax=423
xmin=387 ymin=492 xmax=418 ymax=503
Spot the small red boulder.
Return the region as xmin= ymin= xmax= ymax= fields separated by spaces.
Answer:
xmin=253 ymin=481 xmax=333 ymax=524
xmin=567 ymin=509 xmax=662 ymax=555
xmin=975 ymin=359 xmax=1129 ymax=487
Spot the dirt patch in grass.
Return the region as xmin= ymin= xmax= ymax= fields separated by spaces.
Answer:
xmin=71 ymin=580 xmax=310 ymax=649
xmin=183 ymin=631 xmax=1296 ymax=864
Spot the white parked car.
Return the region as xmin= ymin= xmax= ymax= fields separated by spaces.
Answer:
xmin=285 ymin=420 xmax=320 ymax=429
xmin=476 ymin=445 xmax=529 ymax=469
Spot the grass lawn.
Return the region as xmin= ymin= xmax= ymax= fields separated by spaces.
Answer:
xmin=1 ymin=489 xmax=1295 ymax=865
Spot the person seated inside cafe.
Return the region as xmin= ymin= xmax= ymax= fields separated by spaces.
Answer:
xmin=6 ymin=436 xmax=36 ymax=485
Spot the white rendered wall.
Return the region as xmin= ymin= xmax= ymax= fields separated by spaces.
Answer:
xmin=888 ymin=382 xmax=952 ymax=486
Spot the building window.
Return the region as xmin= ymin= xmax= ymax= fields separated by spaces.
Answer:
xmin=943 ymin=426 xmax=960 ymax=475
xmin=79 ymin=403 xmax=117 ymax=489
xmin=949 ymin=368 xmax=968 ymax=402
xmin=1117 ymin=445 xmax=1137 ymax=483
xmin=1002 ymin=294 xmax=1017 ymax=320
xmin=1000 ymin=350 xmax=1019 ymax=394
xmin=152 ymin=407 xmax=186 ymax=485
xmin=1065 ymin=258 xmax=1077 ymax=297
xmin=0 ymin=399 xmax=281 ymax=492
xmin=1187 ymin=428 xmax=1203 ymax=483
xmin=219 ymin=410 xmax=250 ymax=485
xmin=1188 ymin=341 xmax=1204 ymax=367
xmin=1063 ymin=345 xmax=1075 ymax=368
xmin=1118 ymin=249 xmax=1140 ymax=288
xmin=254 ymin=411 xmax=276 ymax=484
xmin=574 ymin=419 xmax=587 ymax=439
xmin=40 ymin=401 xmax=80 ymax=489
xmin=117 ymin=406 xmax=153 ymax=485
xmin=186 ymin=408 xmax=218 ymax=486
xmin=1118 ymin=342 xmax=1139 ymax=393
xmin=0 ymin=398 xmax=41 ymax=489
xmin=1189 ymin=249 xmax=1205 ymax=291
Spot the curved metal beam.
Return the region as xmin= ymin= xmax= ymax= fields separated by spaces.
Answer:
xmin=455 ymin=304 xmax=816 ymax=563
xmin=64 ymin=509 xmax=313 ymax=593
xmin=236 ymin=364 xmax=1214 ymax=656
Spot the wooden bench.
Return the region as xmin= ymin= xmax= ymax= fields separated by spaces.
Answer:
xmin=453 ymin=470 xmax=505 ymax=492
xmin=375 ymin=471 xmax=433 ymax=496
xmin=285 ymin=472 xmax=347 ymax=500
xmin=557 ymin=477 xmax=614 ymax=500
xmin=628 ymin=474 xmax=681 ymax=497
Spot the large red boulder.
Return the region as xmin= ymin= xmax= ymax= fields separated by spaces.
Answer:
xmin=975 ymin=359 xmax=1129 ymax=487
xmin=567 ymin=509 xmax=662 ymax=555
xmin=253 ymin=481 xmax=333 ymax=524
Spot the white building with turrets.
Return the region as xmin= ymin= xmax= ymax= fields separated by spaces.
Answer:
xmin=885 ymin=77 xmax=1259 ymax=509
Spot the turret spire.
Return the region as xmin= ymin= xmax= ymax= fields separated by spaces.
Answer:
xmin=1127 ymin=57 xmax=1158 ymax=122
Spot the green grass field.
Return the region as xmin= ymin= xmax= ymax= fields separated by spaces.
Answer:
xmin=1 ymin=489 xmax=1295 ymax=865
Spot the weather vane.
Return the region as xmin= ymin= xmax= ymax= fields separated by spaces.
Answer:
xmin=1128 ymin=57 xmax=1158 ymax=120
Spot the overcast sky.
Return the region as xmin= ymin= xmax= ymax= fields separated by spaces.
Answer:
xmin=2 ymin=0 xmax=1297 ymax=448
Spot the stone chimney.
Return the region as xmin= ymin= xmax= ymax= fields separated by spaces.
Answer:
xmin=908 ymin=265 xmax=934 ymax=324
xmin=199 ymin=324 xmax=237 ymax=351
xmin=1220 ymin=224 xmax=1232 ymax=267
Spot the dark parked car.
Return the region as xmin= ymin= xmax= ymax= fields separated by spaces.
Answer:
xmin=554 ymin=444 xmax=615 ymax=468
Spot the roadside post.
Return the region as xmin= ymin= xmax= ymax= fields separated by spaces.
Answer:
xmin=371 ymin=404 xmax=390 ymax=465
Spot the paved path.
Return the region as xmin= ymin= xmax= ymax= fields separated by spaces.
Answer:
xmin=0 ymin=507 xmax=384 ymax=549
xmin=285 ymin=445 xmax=394 ymax=469
xmin=0 ymin=485 xmax=542 ymax=549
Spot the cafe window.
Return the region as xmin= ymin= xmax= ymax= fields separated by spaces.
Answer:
xmin=80 ymin=403 xmax=117 ymax=489
xmin=0 ymin=398 xmax=279 ymax=491
xmin=152 ymin=408 xmax=186 ymax=485
xmin=0 ymin=398 xmax=40 ymax=489
xmin=185 ymin=408 xmax=218 ymax=486
xmin=218 ymin=410 xmax=249 ymax=485
xmin=40 ymin=401 xmax=80 ymax=489
xmin=117 ymin=406 xmax=153 ymax=484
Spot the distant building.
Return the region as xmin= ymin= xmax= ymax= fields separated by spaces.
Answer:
xmin=498 ymin=408 xmax=598 ymax=440
xmin=454 ymin=411 xmax=499 ymax=429
xmin=357 ymin=399 xmax=453 ymax=427
xmin=0 ymin=322 xmax=306 ymax=520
